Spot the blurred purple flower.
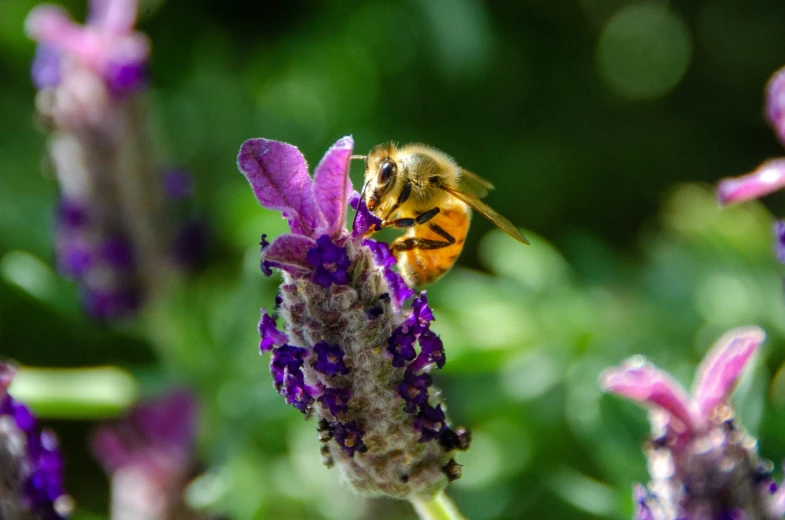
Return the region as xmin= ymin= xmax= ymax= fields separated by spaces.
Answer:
xmin=26 ymin=1 xmax=207 ymax=320
xmin=91 ymin=390 xmax=202 ymax=520
xmin=237 ymin=136 xmax=468 ymax=498
xmin=601 ymin=327 xmax=785 ymax=519
xmin=0 ymin=363 xmax=72 ymax=520
xmin=717 ymin=66 xmax=785 ymax=263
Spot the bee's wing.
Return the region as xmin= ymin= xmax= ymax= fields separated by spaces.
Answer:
xmin=441 ymin=184 xmax=530 ymax=245
xmin=457 ymin=169 xmax=495 ymax=199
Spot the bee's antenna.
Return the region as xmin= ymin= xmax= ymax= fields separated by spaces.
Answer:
xmin=351 ymin=180 xmax=369 ymax=233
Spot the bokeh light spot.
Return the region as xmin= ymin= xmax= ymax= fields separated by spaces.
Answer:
xmin=0 ymin=250 xmax=57 ymax=301
xmin=695 ymin=272 xmax=755 ymax=325
xmin=597 ymin=2 xmax=692 ymax=100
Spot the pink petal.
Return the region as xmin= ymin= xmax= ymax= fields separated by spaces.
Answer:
xmin=313 ymin=136 xmax=354 ymax=238
xmin=89 ymin=0 xmax=139 ymax=34
xmin=25 ymin=5 xmax=86 ymax=55
xmin=600 ymin=356 xmax=696 ymax=432
xmin=692 ymin=326 xmax=764 ymax=417
xmin=261 ymin=234 xmax=316 ymax=277
xmin=237 ymin=139 xmax=325 ymax=236
xmin=717 ymin=158 xmax=785 ymax=205
xmin=766 ymin=66 xmax=785 ymax=147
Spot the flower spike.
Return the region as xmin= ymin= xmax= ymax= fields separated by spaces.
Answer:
xmin=239 ymin=136 xmax=468 ymax=499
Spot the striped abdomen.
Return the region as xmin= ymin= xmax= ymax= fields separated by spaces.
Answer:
xmin=395 ymin=202 xmax=470 ymax=286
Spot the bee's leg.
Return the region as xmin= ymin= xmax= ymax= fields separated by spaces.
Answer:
xmin=384 ymin=207 xmax=441 ymax=229
xmin=391 ymin=236 xmax=453 ymax=252
xmin=391 ymin=222 xmax=456 ymax=253
xmin=427 ymin=222 xmax=456 ymax=244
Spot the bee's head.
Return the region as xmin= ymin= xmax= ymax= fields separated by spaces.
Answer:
xmin=364 ymin=143 xmax=399 ymax=212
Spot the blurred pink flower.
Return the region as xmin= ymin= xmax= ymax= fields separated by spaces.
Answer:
xmin=601 ymin=327 xmax=785 ymax=519
xmin=717 ymin=66 xmax=785 ymax=262
xmin=91 ymin=390 xmax=204 ymax=520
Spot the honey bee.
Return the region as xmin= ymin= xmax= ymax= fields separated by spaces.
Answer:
xmin=354 ymin=142 xmax=529 ymax=286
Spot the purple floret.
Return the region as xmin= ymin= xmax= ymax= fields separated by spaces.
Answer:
xmin=385 ymin=269 xmax=414 ymax=307
xmin=414 ymin=403 xmax=447 ymax=443
xmin=259 ymin=234 xmax=274 ymax=276
xmin=363 ymin=238 xmax=396 ymax=269
xmin=82 ymin=288 xmax=141 ymax=321
xmin=0 ymin=391 xmax=69 ymax=519
xmin=396 ymin=370 xmax=432 ymax=414
xmin=57 ymin=200 xmax=88 ymax=229
xmin=100 ymin=236 xmax=135 ymax=269
xmin=313 ymin=342 xmax=350 ymax=376
xmin=104 ymin=59 xmax=147 ymax=97
xmin=282 ymin=371 xmax=316 ymax=413
xmin=307 ymin=235 xmax=351 ymax=288
xmin=333 ymin=421 xmax=368 ymax=457
xmin=270 ymin=345 xmax=308 ymax=389
xmin=408 ymin=329 xmax=446 ymax=373
xmin=59 ymin=242 xmax=93 ymax=276
xmin=363 ymin=238 xmax=414 ymax=306
xmin=386 ymin=325 xmax=418 ymax=368
xmin=31 ymin=44 xmax=61 ymax=89
xmin=350 ymin=192 xmax=382 ymax=237
xmin=633 ymin=485 xmax=655 ymax=520
xmin=319 ymin=387 xmax=352 ymax=417
xmin=412 ymin=292 xmax=434 ymax=325
xmin=258 ymin=309 xmax=288 ymax=352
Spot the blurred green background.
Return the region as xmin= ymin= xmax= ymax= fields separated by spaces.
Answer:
xmin=3 ymin=0 xmax=785 ymax=518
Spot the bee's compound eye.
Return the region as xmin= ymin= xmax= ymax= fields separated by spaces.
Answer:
xmin=379 ymin=160 xmax=396 ymax=184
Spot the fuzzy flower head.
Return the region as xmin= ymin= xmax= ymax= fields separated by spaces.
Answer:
xmin=0 ymin=363 xmax=72 ymax=520
xmin=91 ymin=390 xmax=199 ymax=519
xmin=238 ymin=136 xmax=469 ymax=499
xmin=601 ymin=326 xmax=785 ymax=520
xmin=717 ymin=66 xmax=785 ymax=263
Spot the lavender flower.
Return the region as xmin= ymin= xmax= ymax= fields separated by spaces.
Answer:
xmin=0 ymin=363 xmax=72 ymax=520
xmin=601 ymin=326 xmax=785 ymax=519
xmin=25 ymin=0 xmax=205 ymax=319
xmin=717 ymin=66 xmax=785 ymax=262
xmin=91 ymin=390 xmax=205 ymax=520
xmin=237 ymin=136 xmax=470 ymax=498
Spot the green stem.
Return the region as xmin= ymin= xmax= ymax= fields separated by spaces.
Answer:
xmin=411 ymin=492 xmax=467 ymax=520
xmin=9 ymin=366 xmax=138 ymax=419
